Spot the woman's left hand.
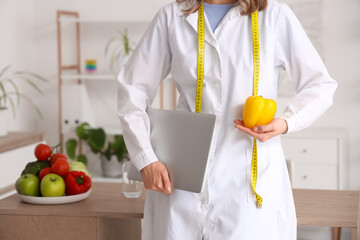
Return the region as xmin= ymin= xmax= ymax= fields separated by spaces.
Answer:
xmin=234 ymin=118 xmax=288 ymax=142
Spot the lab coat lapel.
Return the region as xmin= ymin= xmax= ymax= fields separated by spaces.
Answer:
xmin=185 ymin=9 xmax=219 ymax=49
xmin=215 ymin=5 xmax=242 ymax=31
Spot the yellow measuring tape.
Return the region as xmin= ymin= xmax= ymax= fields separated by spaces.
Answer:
xmin=196 ymin=0 xmax=205 ymax=113
xmin=196 ymin=2 xmax=262 ymax=207
xmin=251 ymin=11 xmax=263 ymax=208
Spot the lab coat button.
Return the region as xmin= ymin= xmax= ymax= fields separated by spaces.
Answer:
xmin=201 ymin=198 xmax=207 ymax=205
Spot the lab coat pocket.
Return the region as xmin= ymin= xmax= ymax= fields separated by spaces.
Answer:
xmin=246 ymin=144 xmax=284 ymax=207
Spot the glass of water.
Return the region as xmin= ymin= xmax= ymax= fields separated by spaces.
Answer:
xmin=122 ymin=161 xmax=142 ymax=198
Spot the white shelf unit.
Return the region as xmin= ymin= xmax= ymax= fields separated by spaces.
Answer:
xmin=57 ymin=11 xmax=140 ymax=150
xmin=61 ymin=74 xmax=116 ymax=81
xmin=56 ymin=11 xmax=178 ymax=152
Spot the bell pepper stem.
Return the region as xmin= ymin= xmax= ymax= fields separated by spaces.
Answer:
xmin=76 ymin=175 xmax=84 ymax=185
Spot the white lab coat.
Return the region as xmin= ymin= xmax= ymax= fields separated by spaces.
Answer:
xmin=117 ymin=0 xmax=337 ymax=239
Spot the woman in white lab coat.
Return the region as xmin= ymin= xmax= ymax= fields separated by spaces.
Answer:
xmin=117 ymin=0 xmax=337 ymax=239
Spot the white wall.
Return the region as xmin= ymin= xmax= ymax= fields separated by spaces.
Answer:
xmin=2 ymin=0 xmax=360 ymax=190
xmin=0 ymin=0 xmax=41 ymax=131
xmin=321 ymin=0 xmax=360 ymax=190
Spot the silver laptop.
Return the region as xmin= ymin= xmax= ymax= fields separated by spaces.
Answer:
xmin=127 ymin=107 xmax=216 ymax=193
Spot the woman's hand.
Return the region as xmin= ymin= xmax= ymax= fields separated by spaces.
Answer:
xmin=140 ymin=161 xmax=172 ymax=195
xmin=234 ymin=118 xmax=288 ymax=142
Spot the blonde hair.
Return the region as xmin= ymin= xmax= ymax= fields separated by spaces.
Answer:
xmin=176 ymin=0 xmax=267 ymax=16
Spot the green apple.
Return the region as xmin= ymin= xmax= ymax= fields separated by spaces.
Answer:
xmin=15 ymin=174 xmax=40 ymax=196
xmin=40 ymin=173 xmax=65 ymax=197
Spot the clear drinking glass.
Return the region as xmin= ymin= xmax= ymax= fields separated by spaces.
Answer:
xmin=122 ymin=161 xmax=142 ymax=198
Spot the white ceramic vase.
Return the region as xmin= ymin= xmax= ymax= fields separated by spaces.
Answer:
xmin=0 ymin=108 xmax=8 ymax=137
xmin=100 ymin=155 xmax=124 ymax=178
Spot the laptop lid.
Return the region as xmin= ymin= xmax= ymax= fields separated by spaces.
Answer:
xmin=127 ymin=107 xmax=216 ymax=193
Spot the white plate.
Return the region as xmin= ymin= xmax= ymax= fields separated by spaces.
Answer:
xmin=18 ymin=188 xmax=92 ymax=205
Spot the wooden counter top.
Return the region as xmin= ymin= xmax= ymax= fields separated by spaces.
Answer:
xmin=1 ymin=186 xmax=358 ymax=223
xmin=0 ymin=132 xmax=44 ymax=153
xmin=0 ymin=182 xmax=145 ymax=219
xmin=0 ymin=184 xmax=358 ymax=239
xmin=293 ymin=189 xmax=360 ymax=229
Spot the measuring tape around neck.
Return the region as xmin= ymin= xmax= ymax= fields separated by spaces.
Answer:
xmin=196 ymin=0 xmax=205 ymax=113
xmin=251 ymin=11 xmax=263 ymax=208
xmin=196 ymin=1 xmax=262 ymax=208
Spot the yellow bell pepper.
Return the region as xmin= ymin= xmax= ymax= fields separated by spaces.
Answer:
xmin=243 ymin=96 xmax=277 ymax=129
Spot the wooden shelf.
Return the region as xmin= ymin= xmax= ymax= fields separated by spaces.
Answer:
xmin=0 ymin=132 xmax=44 ymax=154
xmin=0 ymin=186 xmax=15 ymax=201
xmin=103 ymin=126 xmax=123 ymax=135
xmin=61 ymin=74 xmax=116 ymax=81
xmin=62 ymin=126 xmax=122 ymax=135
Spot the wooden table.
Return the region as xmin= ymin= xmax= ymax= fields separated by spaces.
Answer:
xmin=293 ymin=189 xmax=360 ymax=240
xmin=0 ymin=182 xmax=145 ymax=240
xmin=0 ymin=184 xmax=359 ymax=240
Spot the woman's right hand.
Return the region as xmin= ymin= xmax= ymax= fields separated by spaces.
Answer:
xmin=140 ymin=161 xmax=172 ymax=195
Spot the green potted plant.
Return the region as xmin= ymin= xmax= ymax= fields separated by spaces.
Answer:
xmin=66 ymin=122 xmax=128 ymax=178
xmin=0 ymin=65 xmax=47 ymax=136
xmin=104 ymin=28 xmax=136 ymax=74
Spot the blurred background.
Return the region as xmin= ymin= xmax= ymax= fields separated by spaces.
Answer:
xmin=0 ymin=0 xmax=359 ymax=239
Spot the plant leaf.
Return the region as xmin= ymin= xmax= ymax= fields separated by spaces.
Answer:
xmin=7 ymin=96 xmax=16 ymax=118
xmin=13 ymin=71 xmax=48 ymax=82
xmin=113 ymin=135 xmax=127 ymax=162
xmin=7 ymin=79 xmax=20 ymax=105
xmin=9 ymin=75 xmax=44 ymax=94
xmin=110 ymin=49 xmax=124 ymax=71
xmin=0 ymin=82 xmax=7 ymax=106
xmin=104 ymin=36 xmax=122 ymax=56
xmin=0 ymin=65 xmax=11 ymax=78
xmin=116 ymin=144 xmax=126 ymax=162
xmin=66 ymin=139 xmax=77 ymax=160
xmin=123 ymin=29 xmax=130 ymax=54
xmin=24 ymin=78 xmax=43 ymax=94
xmin=111 ymin=45 xmax=121 ymax=62
xmin=104 ymin=142 xmax=112 ymax=160
xmin=76 ymin=122 xmax=90 ymax=140
xmin=87 ymin=128 xmax=106 ymax=152
xmin=14 ymin=93 xmax=43 ymax=119
xmin=76 ymin=154 xmax=88 ymax=166
xmin=112 ymin=135 xmax=125 ymax=151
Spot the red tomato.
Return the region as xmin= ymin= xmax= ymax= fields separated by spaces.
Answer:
xmin=34 ymin=144 xmax=52 ymax=161
xmin=50 ymin=153 xmax=67 ymax=165
xmin=51 ymin=158 xmax=70 ymax=177
xmin=39 ymin=167 xmax=52 ymax=181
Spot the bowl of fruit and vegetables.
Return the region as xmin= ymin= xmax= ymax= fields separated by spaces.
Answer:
xmin=15 ymin=143 xmax=92 ymax=205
